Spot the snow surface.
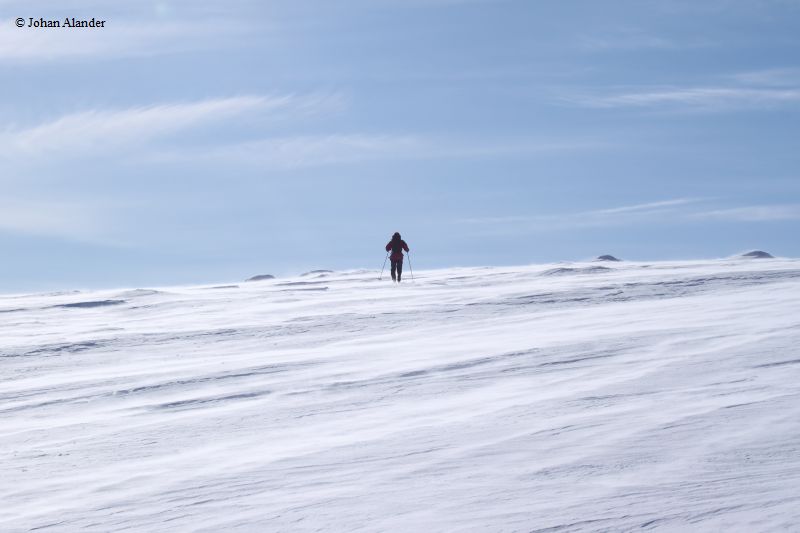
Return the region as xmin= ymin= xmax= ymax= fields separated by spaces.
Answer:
xmin=2 ymin=259 xmax=800 ymax=532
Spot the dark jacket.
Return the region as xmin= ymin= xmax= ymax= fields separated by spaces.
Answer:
xmin=386 ymin=239 xmax=409 ymax=261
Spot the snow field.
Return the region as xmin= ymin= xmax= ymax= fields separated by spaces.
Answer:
xmin=2 ymin=259 xmax=800 ymax=531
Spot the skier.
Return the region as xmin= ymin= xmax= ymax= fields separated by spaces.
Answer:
xmin=385 ymin=232 xmax=410 ymax=282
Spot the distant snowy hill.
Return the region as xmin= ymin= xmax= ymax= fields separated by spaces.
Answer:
xmin=2 ymin=259 xmax=800 ymax=531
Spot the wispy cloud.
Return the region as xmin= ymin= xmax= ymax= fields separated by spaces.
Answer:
xmin=0 ymin=94 xmax=339 ymax=161
xmin=462 ymin=198 xmax=706 ymax=232
xmin=730 ymin=68 xmax=800 ymax=87
xmin=167 ymin=135 xmax=602 ymax=169
xmin=576 ymin=28 xmax=683 ymax=52
xmin=590 ymin=198 xmax=702 ymax=215
xmin=0 ymin=96 xmax=589 ymax=173
xmin=463 ymin=198 xmax=800 ymax=236
xmin=692 ymin=204 xmax=800 ymax=222
xmin=566 ymin=87 xmax=800 ymax=111
xmin=191 ymin=134 xmax=425 ymax=168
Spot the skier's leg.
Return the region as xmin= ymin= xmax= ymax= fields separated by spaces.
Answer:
xmin=390 ymin=260 xmax=397 ymax=281
xmin=397 ymin=259 xmax=403 ymax=282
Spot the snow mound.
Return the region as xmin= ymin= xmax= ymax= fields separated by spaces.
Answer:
xmin=740 ymin=250 xmax=774 ymax=259
xmin=596 ymin=254 xmax=621 ymax=262
xmin=245 ymin=274 xmax=276 ymax=282
xmin=118 ymin=289 xmax=164 ymax=298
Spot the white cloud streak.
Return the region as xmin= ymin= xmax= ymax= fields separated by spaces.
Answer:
xmin=568 ymin=87 xmax=800 ymax=111
xmin=589 ymin=198 xmax=702 ymax=215
xmin=168 ymin=135 xmax=602 ymax=169
xmin=1 ymin=97 xmax=587 ymax=172
xmin=0 ymin=94 xmax=596 ymax=242
xmin=196 ymin=134 xmax=424 ymax=168
xmin=730 ymin=68 xmax=800 ymax=87
xmin=464 ymin=198 xmax=800 ymax=236
xmin=463 ymin=198 xmax=706 ymax=231
xmin=692 ymin=204 xmax=800 ymax=222
xmin=0 ymin=94 xmax=338 ymax=160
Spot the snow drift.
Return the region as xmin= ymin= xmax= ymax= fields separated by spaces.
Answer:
xmin=2 ymin=258 xmax=800 ymax=531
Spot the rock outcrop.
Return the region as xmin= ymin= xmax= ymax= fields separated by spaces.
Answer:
xmin=301 ymin=270 xmax=334 ymax=277
xmin=245 ymin=274 xmax=276 ymax=282
xmin=740 ymin=251 xmax=774 ymax=259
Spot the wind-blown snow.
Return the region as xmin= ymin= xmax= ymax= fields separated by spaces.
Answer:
xmin=2 ymin=259 xmax=800 ymax=531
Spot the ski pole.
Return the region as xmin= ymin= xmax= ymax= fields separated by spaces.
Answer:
xmin=407 ymin=251 xmax=414 ymax=281
xmin=379 ymin=253 xmax=389 ymax=280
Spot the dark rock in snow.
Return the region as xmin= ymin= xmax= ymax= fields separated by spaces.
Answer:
xmin=741 ymin=250 xmax=774 ymax=259
xmin=245 ymin=274 xmax=276 ymax=282
xmin=542 ymin=266 xmax=612 ymax=276
xmin=55 ymin=300 xmax=126 ymax=309
xmin=596 ymin=255 xmax=621 ymax=262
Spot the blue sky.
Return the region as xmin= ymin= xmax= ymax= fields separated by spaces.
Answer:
xmin=1 ymin=0 xmax=799 ymax=291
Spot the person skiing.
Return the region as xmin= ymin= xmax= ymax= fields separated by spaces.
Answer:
xmin=385 ymin=232 xmax=410 ymax=282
